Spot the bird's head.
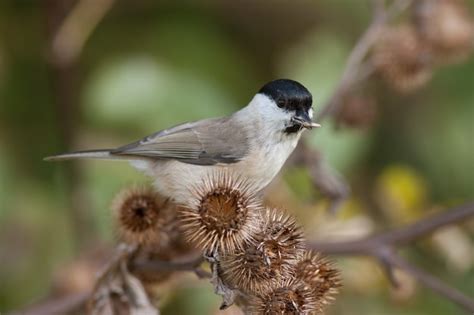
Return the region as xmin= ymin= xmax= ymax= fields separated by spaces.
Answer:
xmin=252 ymin=79 xmax=320 ymax=135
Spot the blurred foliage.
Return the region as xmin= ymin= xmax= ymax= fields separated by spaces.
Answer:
xmin=0 ymin=0 xmax=473 ymax=314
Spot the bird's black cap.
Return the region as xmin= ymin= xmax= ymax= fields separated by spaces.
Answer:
xmin=258 ymin=79 xmax=312 ymax=111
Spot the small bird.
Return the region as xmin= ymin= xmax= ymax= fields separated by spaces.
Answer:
xmin=46 ymin=79 xmax=320 ymax=202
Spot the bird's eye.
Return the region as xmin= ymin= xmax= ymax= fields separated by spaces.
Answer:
xmin=277 ymin=99 xmax=285 ymax=108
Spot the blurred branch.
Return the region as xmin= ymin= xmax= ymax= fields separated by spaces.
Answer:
xmin=294 ymin=0 xmax=414 ymax=213
xmin=44 ymin=0 xmax=115 ymax=248
xmin=289 ymin=142 xmax=350 ymax=214
xmin=14 ymin=249 xmax=207 ymax=315
xmin=387 ymin=251 xmax=474 ymax=313
xmin=317 ymin=0 xmax=413 ymax=120
xmin=45 ymin=0 xmax=88 ymax=248
xmin=12 ymin=293 xmax=89 ymax=315
xmin=51 ymin=0 xmax=115 ymax=66
xmin=131 ymin=254 xmax=209 ymax=278
xmin=310 ymin=202 xmax=474 ymax=313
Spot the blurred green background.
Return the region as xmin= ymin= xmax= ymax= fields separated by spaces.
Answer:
xmin=0 ymin=0 xmax=473 ymax=314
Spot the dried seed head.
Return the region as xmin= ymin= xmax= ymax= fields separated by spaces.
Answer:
xmin=179 ymin=172 xmax=262 ymax=254
xmin=220 ymin=208 xmax=305 ymax=294
xmin=414 ymin=0 xmax=474 ymax=63
xmin=247 ymin=279 xmax=319 ymax=315
xmin=112 ymin=185 xmax=174 ymax=247
xmin=337 ymin=94 xmax=378 ymax=129
xmin=296 ymin=251 xmax=341 ymax=309
xmin=372 ymin=24 xmax=433 ymax=93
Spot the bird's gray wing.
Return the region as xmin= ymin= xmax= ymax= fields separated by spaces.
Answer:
xmin=111 ymin=117 xmax=249 ymax=165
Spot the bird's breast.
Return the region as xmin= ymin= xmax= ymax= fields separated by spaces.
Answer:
xmin=132 ymin=136 xmax=299 ymax=203
xmin=243 ymin=135 xmax=299 ymax=186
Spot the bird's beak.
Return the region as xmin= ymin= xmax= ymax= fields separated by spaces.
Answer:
xmin=292 ymin=112 xmax=321 ymax=129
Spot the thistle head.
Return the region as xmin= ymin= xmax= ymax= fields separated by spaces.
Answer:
xmin=337 ymin=94 xmax=377 ymax=129
xmin=111 ymin=185 xmax=174 ymax=248
xmin=179 ymin=171 xmax=262 ymax=254
xmin=372 ymin=24 xmax=433 ymax=93
xmin=414 ymin=0 xmax=474 ymax=63
xmin=220 ymin=208 xmax=305 ymax=294
xmin=247 ymin=279 xmax=318 ymax=315
xmin=296 ymin=251 xmax=341 ymax=311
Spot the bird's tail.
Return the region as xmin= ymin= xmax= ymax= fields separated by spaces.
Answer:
xmin=44 ymin=149 xmax=128 ymax=161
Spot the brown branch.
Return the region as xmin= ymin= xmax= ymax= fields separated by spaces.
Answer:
xmin=51 ymin=0 xmax=116 ymax=66
xmin=130 ymin=255 xmax=210 ymax=278
xmin=310 ymin=202 xmax=474 ymax=254
xmin=317 ymin=0 xmax=413 ymax=120
xmin=11 ymin=293 xmax=89 ymax=315
xmin=44 ymin=0 xmax=115 ymax=248
xmin=13 ymin=253 xmax=208 ymax=315
xmin=289 ymin=142 xmax=350 ymax=214
xmin=310 ymin=202 xmax=474 ymax=313
xmin=293 ymin=0 xmax=415 ymax=214
xmin=44 ymin=0 xmax=94 ymax=248
xmin=387 ymin=251 xmax=474 ymax=312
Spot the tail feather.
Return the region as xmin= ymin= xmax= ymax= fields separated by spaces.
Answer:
xmin=44 ymin=149 xmax=123 ymax=161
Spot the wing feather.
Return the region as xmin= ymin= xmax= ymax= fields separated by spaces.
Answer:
xmin=111 ymin=117 xmax=249 ymax=165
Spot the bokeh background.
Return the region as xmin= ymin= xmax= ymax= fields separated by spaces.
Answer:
xmin=0 ymin=0 xmax=473 ymax=314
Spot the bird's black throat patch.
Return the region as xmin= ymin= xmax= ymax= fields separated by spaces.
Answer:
xmin=284 ymin=124 xmax=303 ymax=134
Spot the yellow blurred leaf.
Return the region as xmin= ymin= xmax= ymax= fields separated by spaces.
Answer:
xmin=375 ymin=165 xmax=429 ymax=224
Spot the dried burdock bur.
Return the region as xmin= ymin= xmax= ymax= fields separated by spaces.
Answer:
xmin=337 ymin=94 xmax=377 ymax=129
xmin=372 ymin=24 xmax=433 ymax=93
xmin=220 ymin=208 xmax=305 ymax=295
xmin=414 ymin=0 xmax=474 ymax=63
xmin=296 ymin=251 xmax=341 ymax=310
xmin=179 ymin=172 xmax=262 ymax=254
xmin=112 ymin=185 xmax=176 ymax=248
xmin=247 ymin=279 xmax=318 ymax=315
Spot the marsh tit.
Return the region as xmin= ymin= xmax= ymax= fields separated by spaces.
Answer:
xmin=46 ymin=79 xmax=320 ymax=202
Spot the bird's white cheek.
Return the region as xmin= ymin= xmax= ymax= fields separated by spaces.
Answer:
xmin=308 ymin=108 xmax=313 ymax=119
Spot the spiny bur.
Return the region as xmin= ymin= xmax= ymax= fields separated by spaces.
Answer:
xmin=296 ymin=251 xmax=341 ymax=311
xmin=111 ymin=185 xmax=174 ymax=248
xmin=337 ymin=94 xmax=377 ymax=129
xmin=414 ymin=0 xmax=474 ymax=63
xmin=247 ymin=279 xmax=319 ymax=315
xmin=372 ymin=24 xmax=433 ymax=93
xmin=220 ymin=208 xmax=305 ymax=295
xmin=179 ymin=171 xmax=261 ymax=254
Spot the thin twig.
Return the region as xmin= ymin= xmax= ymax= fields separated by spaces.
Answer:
xmin=44 ymin=0 xmax=117 ymax=248
xmin=12 ymin=253 xmax=208 ymax=315
xmin=11 ymin=292 xmax=89 ymax=315
xmin=131 ymin=255 xmax=210 ymax=278
xmin=51 ymin=0 xmax=115 ymax=66
xmin=310 ymin=202 xmax=474 ymax=255
xmin=317 ymin=0 xmax=413 ymax=120
xmin=296 ymin=0 xmax=414 ymax=214
xmin=289 ymin=142 xmax=350 ymax=214
xmin=45 ymin=0 xmax=94 ymax=248
xmin=310 ymin=202 xmax=474 ymax=313
xmin=388 ymin=251 xmax=474 ymax=312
